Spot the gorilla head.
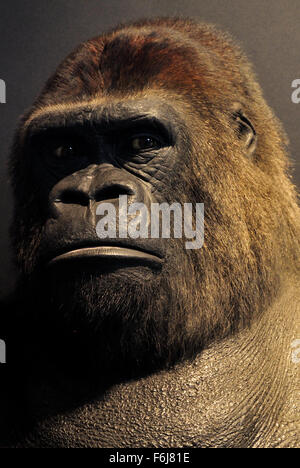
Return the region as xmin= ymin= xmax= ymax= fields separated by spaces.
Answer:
xmin=9 ymin=18 xmax=300 ymax=379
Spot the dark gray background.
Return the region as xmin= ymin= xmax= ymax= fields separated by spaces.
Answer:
xmin=0 ymin=0 xmax=299 ymax=297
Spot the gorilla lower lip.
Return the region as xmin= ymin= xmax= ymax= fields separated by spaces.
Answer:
xmin=48 ymin=246 xmax=163 ymax=267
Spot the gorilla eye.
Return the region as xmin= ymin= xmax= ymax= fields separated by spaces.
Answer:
xmin=130 ymin=135 xmax=161 ymax=152
xmin=30 ymin=133 xmax=94 ymax=176
xmin=52 ymin=143 xmax=80 ymax=159
xmin=33 ymin=134 xmax=90 ymax=163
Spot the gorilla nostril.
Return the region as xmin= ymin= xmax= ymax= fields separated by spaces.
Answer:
xmin=94 ymin=185 xmax=134 ymax=202
xmin=59 ymin=189 xmax=90 ymax=206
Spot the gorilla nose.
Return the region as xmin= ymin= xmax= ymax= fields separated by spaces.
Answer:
xmin=49 ymin=164 xmax=136 ymax=208
xmin=56 ymin=183 xmax=134 ymax=206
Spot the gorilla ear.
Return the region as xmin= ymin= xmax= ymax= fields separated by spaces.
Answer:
xmin=231 ymin=104 xmax=257 ymax=157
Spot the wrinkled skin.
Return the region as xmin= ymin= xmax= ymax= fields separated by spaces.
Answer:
xmin=0 ymin=18 xmax=299 ymax=448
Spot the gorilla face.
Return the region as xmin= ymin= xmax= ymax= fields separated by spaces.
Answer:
xmin=9 ymin=19 xmax=298 ymax=378
xmin=26 ymin=98 xmax=182 ymax=270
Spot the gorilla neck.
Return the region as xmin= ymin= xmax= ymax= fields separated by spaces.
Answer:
xmin=11 ymin=275 xmax=299 ymax=448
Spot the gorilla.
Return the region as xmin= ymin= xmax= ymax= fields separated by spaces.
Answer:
xmin=0 ymin=18 xmax=299 ymax=448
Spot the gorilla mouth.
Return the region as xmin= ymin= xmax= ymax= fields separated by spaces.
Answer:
xmin=47 ymin=245 xmax=163 ymax=268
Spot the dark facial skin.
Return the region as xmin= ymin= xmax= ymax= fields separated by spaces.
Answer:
xmin=25 ymin=98 xmax=180 ymax=270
